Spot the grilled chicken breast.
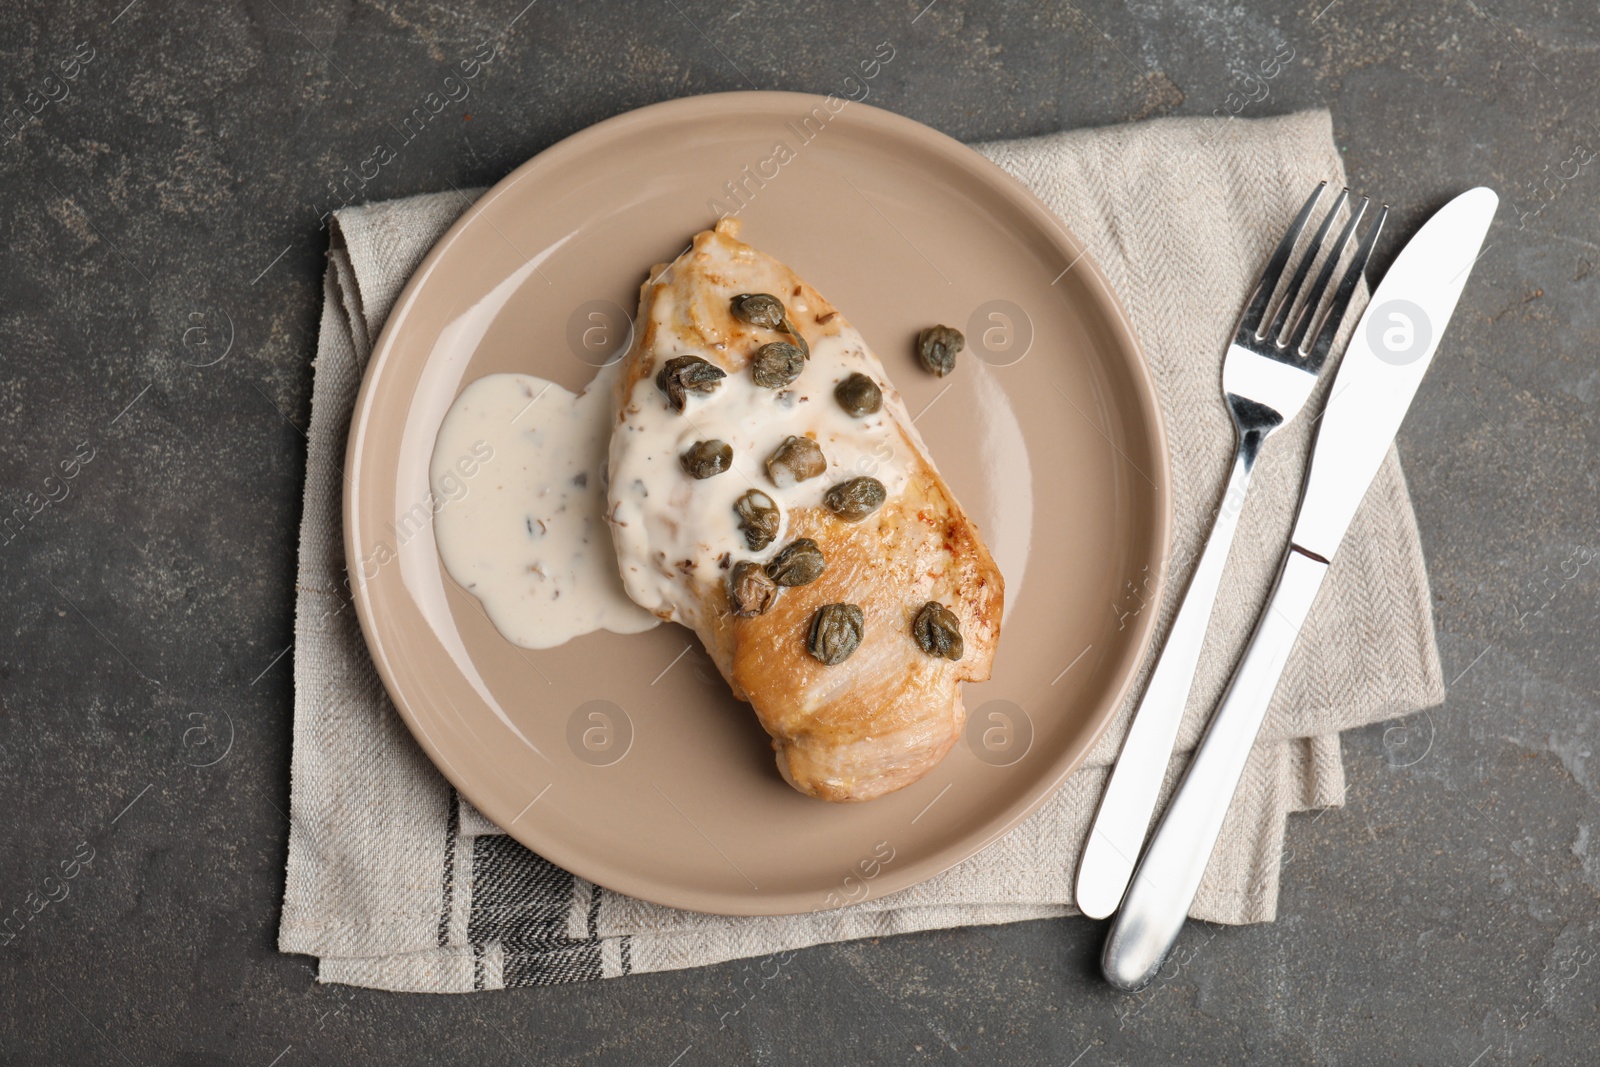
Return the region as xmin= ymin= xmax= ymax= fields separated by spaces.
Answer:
xmin=606 ymin=219 xmax=1003 ymax=802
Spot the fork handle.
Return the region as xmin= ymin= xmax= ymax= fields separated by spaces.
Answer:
xmin=1100 ymin=547 xmax=1329 ymax=991
xmin=1075 ymin=449 xmax=1254 ymax=920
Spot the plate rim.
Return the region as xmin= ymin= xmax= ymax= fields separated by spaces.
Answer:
xmin=344 ymin=89 xmax=1173 ymax=915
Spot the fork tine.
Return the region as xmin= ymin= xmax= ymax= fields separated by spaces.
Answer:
xmin=1305 ymin=201 xmax=1389 ymax=366
xmin=1286 ymin=195 xmax=1368 ymax=355
xmin=1237 ymin=182 xmax=1327 ymax=341
xmin=1266 ymin=188 xmax=1349 ymax=345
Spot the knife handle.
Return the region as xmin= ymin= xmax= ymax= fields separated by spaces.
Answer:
xmin=1100 ymin=547 xmax=1329 ymax=992
xmin=1076 ymin=450 xmax=1254 ymax=920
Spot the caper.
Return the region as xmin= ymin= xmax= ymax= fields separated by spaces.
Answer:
xmin=731 ymin=292 xmax=786 ymax=328
xmin=751 ymin=342 xmax=806 ymax=388
xmin=731 ymin=292 xmax=809 ymax=360
xmin=823 ymin=476 xmax=886 ymax=522
xmin=766 ymin=435 xmax=826 ymax=489
xmin=733 ymin=489 xmax=781 ymax=551
xmin=680 ymin=439 xmax=733 ymax=479
xmin=729 ymin=560 xmax=778 ymax=617
xmin=834 ymin=373 xmax=882 ymax=416
xmin=912 ymin=601 xmax=964 ymax=661
xmin=808 ymin=603 xmax=864 ymax=665
xmin=766 ymin=538 xmax=825 ymax=586
xmin=655 ymin=354 xmax=726 ymax=412
xmin=917 ymin=324 xmax=965 ymax=377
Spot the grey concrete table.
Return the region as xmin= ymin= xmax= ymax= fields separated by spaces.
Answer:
xmin=2 ymin=0 xmax=1597 ymax=1063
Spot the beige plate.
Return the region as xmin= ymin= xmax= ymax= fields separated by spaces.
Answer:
xmin=346 ymin=91 xmax=1171 ymax=916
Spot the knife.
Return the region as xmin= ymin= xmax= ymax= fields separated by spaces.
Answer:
xmin=1099 ymin=186 xmax=1498 ymax=992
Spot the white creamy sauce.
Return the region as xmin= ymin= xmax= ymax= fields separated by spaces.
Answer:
xmin=430 ymin=364 xmax=659 ymax=649
xmin=606 ymin=303 xmax=915 ymax=630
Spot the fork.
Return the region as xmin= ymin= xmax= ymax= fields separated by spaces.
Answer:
xmin=1074 ymin=182 xmax=1387 ymax=920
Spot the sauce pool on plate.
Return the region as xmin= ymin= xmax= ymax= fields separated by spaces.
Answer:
xmin=430 ymin=363 xmax=659 ymax=649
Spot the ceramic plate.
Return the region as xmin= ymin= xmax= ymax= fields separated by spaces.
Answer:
xmin=345 ymin=91 xmax=1170 ymax=915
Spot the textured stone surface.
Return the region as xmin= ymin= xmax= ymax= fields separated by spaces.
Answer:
xmin=1 ymin=0 xmax=1597 ymax=1063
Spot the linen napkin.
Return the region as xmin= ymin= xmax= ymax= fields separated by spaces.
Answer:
xmin=279 ymin=108 xmax=1445 ymax=992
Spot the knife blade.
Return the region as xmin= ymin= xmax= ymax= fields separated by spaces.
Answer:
xmin=1099 ymin=187 xmax=1498 ymax=992
xmin=1291 ymin=185 xmax=1498 ymax=560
